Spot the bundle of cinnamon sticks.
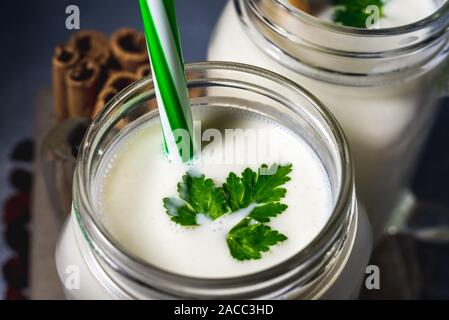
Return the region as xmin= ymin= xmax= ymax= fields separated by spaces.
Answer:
xmin=52 ymin=28 xmax=150 ymax=123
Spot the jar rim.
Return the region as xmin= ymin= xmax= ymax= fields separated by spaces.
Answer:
xmin=73 ymin=62 xmax=356 ymax=298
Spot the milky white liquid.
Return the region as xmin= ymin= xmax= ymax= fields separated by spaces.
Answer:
xmin=208 ymin=0 xmax=446 ymax=238
xmin=382 ymin=0 xmax=442 ymax=27
xmin=97 ymin=107 xmax=332 ymax=278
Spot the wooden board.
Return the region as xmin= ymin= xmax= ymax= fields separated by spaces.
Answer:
xmin=30 ymin=87 xmax=65 ymax=299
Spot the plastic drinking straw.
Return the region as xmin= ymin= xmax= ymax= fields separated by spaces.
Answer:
xmin=139 ymin=0 xmax=194 ymax=162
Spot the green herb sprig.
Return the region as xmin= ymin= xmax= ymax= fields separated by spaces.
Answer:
xmin=332 ymin=0 xmax=386 ymax=28
xmin=163 ymin=164 xmax=292 ymax=261
xmin=227 ymin=218 xmax=287 ymax=261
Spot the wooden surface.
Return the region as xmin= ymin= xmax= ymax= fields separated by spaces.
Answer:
xmin=30 ymin=88 xmax=65 ymax=299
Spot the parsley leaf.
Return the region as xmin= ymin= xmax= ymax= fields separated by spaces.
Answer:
xmin=163 ymin=198 xmax=198 ymax=226
xmin=332 ymin=0 xmax=386 ymax=28
xmin=248 ymin=203 xmax=288 ymax=223
xmin=254 ymin=164 xmax=292 ymax=203
xmin=224 ymin=164 xmax=292 ymax=210
xmin=177 ymin=173 xmax=228 ymax=220
xmin=222 ymin=172 xmax=247 ymax=211
xmin=163 ymin=172 xmax=228 ymax=225
xmin=227 ymin=218 xmax=288 ymax=261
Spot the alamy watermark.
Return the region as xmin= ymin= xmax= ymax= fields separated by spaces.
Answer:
xmin=64 ymin=265 xmax=80 ymax=290
xmin=365 ymin=265 xmax=380 ymax=290
xmin=66 ymin=5 xmax=80 ymax=30
xmin=170 ymin=121 xmax=281 ymax=174
xmin=365 ymin=5 xmax=381 ymax=29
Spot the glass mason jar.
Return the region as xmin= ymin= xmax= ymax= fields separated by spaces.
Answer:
xmin=55 ymin=62 xmax=372 ymax=299
xmin=208 ymin=0 xmax=449 ymax=239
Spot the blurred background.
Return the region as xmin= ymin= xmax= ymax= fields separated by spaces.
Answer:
xmin=0 ymin=0 xmax=448 ymax=299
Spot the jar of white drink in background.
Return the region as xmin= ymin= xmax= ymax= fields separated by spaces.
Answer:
xmin=54 ymin=62 xmax=372 ymax=299
xmin=208 ymin=0 xmax=449 ymax=239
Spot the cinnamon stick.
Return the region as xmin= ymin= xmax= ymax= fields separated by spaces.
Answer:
xmin=68 ymin=30 xmax=110 ymax=66
xmin=92 ymin=86 xmax=118 ymax=119
xmin=52 ymin=45 xmax=80 ymax=122
xmin=110 ymin=28 xmax=148 ymax=72
xmin=66 ymin=58 xmax=101 ymax=117
xmin=91 ymin=71 xmax=138 ymax=120
xmin=104 ymin=71 xmax=137 ymax=92
xmin=136 ymin=63 xmax=151 ymax=79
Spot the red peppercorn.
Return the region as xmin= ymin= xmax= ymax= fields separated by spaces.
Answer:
xmin=3 ymin=193 xmax=30 ymax=225
xmin=3 ymin=255 xmax=28 ymax=289
xmin=5 ymin=286 xmax=27 ymax=300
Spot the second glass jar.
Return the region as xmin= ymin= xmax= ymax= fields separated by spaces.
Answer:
xmin=208 ymin=0 xmax=449 ymax=239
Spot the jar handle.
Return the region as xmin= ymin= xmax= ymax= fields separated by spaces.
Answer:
xmin=438 ymin=57 xmax=449 ymax=98
xmin=40 ymin=118 xmax=88 ymax=224
xmin=386 ymin=191 xmax=449 ymax=243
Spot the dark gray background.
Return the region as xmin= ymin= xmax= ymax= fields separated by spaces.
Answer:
xmin=0 ymin=0 xmax=226 ymax=297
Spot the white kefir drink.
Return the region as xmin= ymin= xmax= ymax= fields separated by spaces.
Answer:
xmin=208 ymin=0 xmax=449 ymax=238
xmin=99 ymin=107 xmax=331 ymax=278
xmin=55 ymin=63 xmax=372 ymax=299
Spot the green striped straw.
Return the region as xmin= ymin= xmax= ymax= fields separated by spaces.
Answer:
xmin=139 ymin=0 xmax=194 ymax=162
